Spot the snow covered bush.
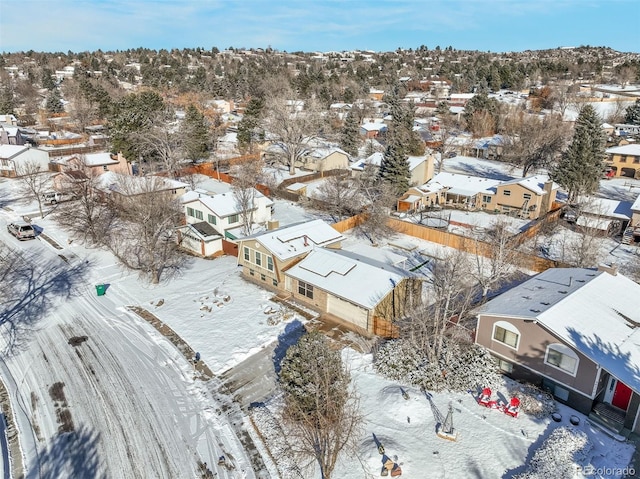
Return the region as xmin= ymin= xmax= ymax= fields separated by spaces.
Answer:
xmin=506 ymin=382 xmax=556 ymax=418
xmin=514 ymin=426 xmax=592 ymax=479
xmin=374 ymin=339 xmax=501 ymax=392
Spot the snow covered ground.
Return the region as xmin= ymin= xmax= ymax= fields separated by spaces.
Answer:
xmin=1 ymin=169 xmax=638 ymax=478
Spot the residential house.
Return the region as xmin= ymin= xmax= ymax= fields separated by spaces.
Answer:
xmin=465 ymin=135 xmax=505 ymax=160
xmin=0 ymin=144 xmax=50 ymax=177
xmin=570 ymin=196 xmax=632 ymax=236
xmin=181 ymin=187 xmax=273 ymax=240
xmin=397 ymin=173 xmax=558 ymax=220
xmin=0 ymin=114 xmax=18 ymax=126
xmin=351 ymin=152 xmax=435 ymax=186
xmin=494 ymin=176 xmax=559 ymax=219
xmin=301 ymin=146 xmax=350 ymax=172
xmin=96 ymin=172 xmax=189 ymax=203
xmin=476 ymin=267 xmax=640 ymax=435
xmin=51 ymin=152 xmax=133 ymax=176
xmin=283 ymin=247 xmax=422 ymax=335
xmin=0 ymin=124 xmax=26 ymax=145
xmin=236 ymin=219 xmax=344 ymax=291
xmin=359 ymin=121 xmax=388 ymax=139
xmin=397 ymin=172 xmax=501 ymax=212
xmin=605 ymin=144 xmax=640 ymax=179
xmin=176 ymin=221 xmax=223 ymax=258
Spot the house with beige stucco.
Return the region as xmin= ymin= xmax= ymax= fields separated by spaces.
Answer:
xmin=605 ymin=143 xmax=640 ymax=179
xmin=476 ymin=266 xmax=640 ymax=436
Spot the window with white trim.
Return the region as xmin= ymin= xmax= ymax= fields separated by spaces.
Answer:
xmin=255 ymin=251 xmax=262 ymax=267
xmin=298 ymin=280 xmax=314 ymax=299
xmin=266 ymin=256 xmax=274 ymax=272
xmin=243 ymin=247 xmax=250 ymax=261
xmin=545 ymin=344 xmax=579 ymax=375
xmin=492 ymin=321 xmax=520 ymax=349
xmin=208 ymin=214 xmax=217 ymax=225
xmin=497 ymin=358 xmax=513 ymax=373
xmin=228 ymin=214 xmax=239 ymax=224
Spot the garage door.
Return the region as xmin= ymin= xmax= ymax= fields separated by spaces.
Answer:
xmin=327 ymin=295 xmax=369 ymax=331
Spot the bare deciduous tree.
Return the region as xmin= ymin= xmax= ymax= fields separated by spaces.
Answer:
xmin=279 ymin=331 xmax=363 ymax=479
xmin=263 ymin=92 xmax=324 ymax=175
xmin=501 ymin=112 xmax=569 ymax=177
xmin=473 ymin=219 xmax=523 ymax=298
xmin=231 ymin=156 xmax=265 ymax=236
xmin=314 ymin=173 xmax=359 ymax=221
xmin=405 ymin=249 xmax=478 ymax=365
xmin=52 ymin=164 xmax=115 ymax=246
xmin=16 ymin=159 xmax=50 ymax=218
xmin=106 ymin=176 xmax=186 ymax=284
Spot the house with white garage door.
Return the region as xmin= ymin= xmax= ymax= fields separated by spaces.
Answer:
xmin=283 ymin=247 xmax=422 ymax=336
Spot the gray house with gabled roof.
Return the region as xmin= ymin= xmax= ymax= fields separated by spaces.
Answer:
xmin=476 ymin=266 xmax=640 ymax=435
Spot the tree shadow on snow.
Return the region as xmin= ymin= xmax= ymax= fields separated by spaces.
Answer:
xmin=29 ymin=424 xmax=104 ymax=479
xmin=450 ymin=162 xmax=515 ymax=181
xmin=0 ymin=253 xmax=94 ymax=356
xmin=501 ymin=421 xmax=559 ymax=478
xmin=272 ymin=318 xmax=306 ymax=375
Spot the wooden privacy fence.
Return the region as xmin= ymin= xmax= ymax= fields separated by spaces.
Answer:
xmin=385 ymin=217 xmax=568 ymax=273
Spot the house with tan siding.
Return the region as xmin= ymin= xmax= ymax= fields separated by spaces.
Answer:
xmin=236 ymin=219 xmax=344 ymax=291
xmin=494 ymin=176 xmax=558 ymax=219
xmin=605 ymin=143 xmax=640 ymax=179
xmin=476 ymin=267 xmax=640 ymax=435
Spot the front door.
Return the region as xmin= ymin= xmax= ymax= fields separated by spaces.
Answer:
xmin=612 ymin=380 xmax=632 ymax=411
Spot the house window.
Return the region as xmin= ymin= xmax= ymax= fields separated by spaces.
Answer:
xmin=260 ymin=274 xmax=266 ymax=281
xmin=634 ymin=157 xmax=640 ymax=164
xmin=267 ymin=256 xmax=274 ymax=272
xmin=103 ymin=165 xmax=108 ymax=171
xmin=298 ymin=280 xmax=314 ymax=299
xmin=208 ymin=214 xmax=217 ymax=225
xmin=272 ymin=279 xmax=278 ymax=287
xmin=492 ymin=321 xmax=520 ymax=349
xmin=228 ymin=214 xmax=239 ymax=224
xmin=243 ymin=247 xmax=250 ymax=261
xmin=497 ymin=358 xmax=513 ymax=373
xmin=482 ymin=195 xmax=492 ymax=204
xmin=503 ymin=190 xmax=511 ymax=196
xmin=187 ymin=207 xmax=195 ymax=217
xmin=619 ymin=156 xmax=627 ymax=163
xmin=194 ymin=210 xmax=203 ymax=220
xmin=255 ymin=251 xmax=262 ymax=266
xmin=523 ymin=193 xmax=532 ymax=200
xmin=249 ymin=269 xmax=254 ymax=276
xmin=545 ymin=344 xmax=579 ymax=375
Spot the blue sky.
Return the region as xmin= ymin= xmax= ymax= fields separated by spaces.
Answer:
xmin=1 ymin=0 xmax=638 ymax=54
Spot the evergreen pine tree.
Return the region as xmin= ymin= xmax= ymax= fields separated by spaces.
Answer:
xmin=339 ymin=111 xmax=360 ymax=158
xmin=181 ymin=104 xmax=210 ymax=162
xmin=379 ymin=138 xmax=411 ymax=196
xmin=624 ymin=99 xmax=640 ymax=125
xmin=237 ymin=96 xmax=264 ymax=154
xmin=45 ymin=89 xmax=64 ymax=114
xmin=550 ymin=105 xmax=605 ymax=203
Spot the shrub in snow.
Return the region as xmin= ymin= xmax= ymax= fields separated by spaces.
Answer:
xmin=514 ymin=426 xmax=592 ymax=479
xmin=506 ymin=382 xmax=556 ymax=418
xmin=374 ymin=339 xmax=501 ymax=392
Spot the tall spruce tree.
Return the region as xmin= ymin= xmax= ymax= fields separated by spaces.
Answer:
xmin=339 ymin=111 xmax=360 ymax=158
xmin=379 ymin=85 xmax=412 ymax=195
xmin=237 ymin=96 xmax=264 ymax=154
xmin=624 ymin=99 xmax=640 ymax=125
xmin=550 ymin=105 xmax=605 ymax=203
xmin=181 ymin=104 xmax=210 ymax=162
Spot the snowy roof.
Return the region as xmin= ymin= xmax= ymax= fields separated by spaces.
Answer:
xmin=249 ymin=219 xmax=344 ymax=261
xmin=479 ymin=268 xmax=640 ymax=394
xmin=632 ymin=193 xmax=640 ymax=213
xmin=498 ymin=175 xmax=558 ymax=195
xmin=284 ymin=248 xmax=409 ymax=309
xmin=427 ymin=172 xmax=500 ymax=197
xmin=179 ymin=221 xmax=222 ymax=240
xmin=351 ymin=152 xmax=383 ymax=171
xmin=577 ymin=196 xmax=632 ymax=220
xmin=307 ymin=146 xmax=348 ymax=159
xmin=605 ymin=144 xmax=640 ymax=156
xmin=286 ymin=182 xmax=307 ymax=192
xmin=83 ymin=152 xmax=119 ymax=166
xmin=0 ymin=144 xmax=28 ymax=158
xmin=360 ymin=123 xmax=387 ymax=132
xmin=182 ymin=188 xmax=272 ymax=218
xmin=341 ymin=243 xmax=407 ymax=268
xmin=98 ymin=172 xmax=189 ymax=195
xmin=407 ymin=156 xmax=427 ymax=171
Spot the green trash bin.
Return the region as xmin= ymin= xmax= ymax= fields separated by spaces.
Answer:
xmin=95 ymin=284 xmax=106 ymax=296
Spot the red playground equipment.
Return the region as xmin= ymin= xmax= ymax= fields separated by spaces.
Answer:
xmin=476 ymin=387 xmax=520 ymax=418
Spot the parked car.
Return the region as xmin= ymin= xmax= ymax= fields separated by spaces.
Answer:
xmin=42 ymin=192 xmax=61 ymax=205
xmin=7 ymin=220 xmax=36 ymax=240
